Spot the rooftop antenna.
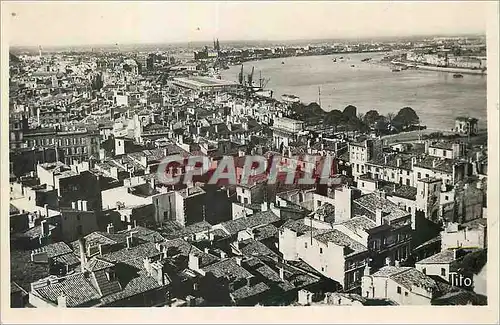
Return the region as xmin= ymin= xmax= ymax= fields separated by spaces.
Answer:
xmin=318 ymin=86 xmax=321 ymax=108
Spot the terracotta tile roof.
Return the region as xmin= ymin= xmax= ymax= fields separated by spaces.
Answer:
xmin=314 ymin=229 xmax=367 ymax=256
xmin=11 ymin=282 xmax=24 ymax=294
xmin=338 ymin=216 xmax=377 ymax=233
xmin=416 ymin=249 xmax=456 ymax=265
xmin=53 ymin=253 xmax=80 ymax=267
xmin=10 ymin=204 xmax=20 ymax=215
xmin=41 ymin=242 xmax=73 ymax=259
xmin=220 ymin=210 xmax=280 ymax=236
xmin=231 ymin=281 xmax=269 ymax=301
xmin=91 ymin=269 xmax=122 ymax=297
xmin=118 ymin=226 xmax=165 ymax=243
xmin=239 ymin=239 xmax=278 ymax=259
xmin=33 ymin=273 xmax=101 ymax=307
xmin=450 ymin=249 xmax=487 ymax=275
xmin=380 ymin=183 xmax=418 ymax=201
xmin=281 ymin=218 xmax=331 ymax=237
xmin=102 ymin=242 xmax=161 ymax=267
xmin=367 ymin=154 xmax=413 ymax=170
xmin=202 ymin=258 xmax=253 ymax=281
xmin=10 ymin=249 xmax=50 ymax=292
xmin=372 ymin=266 xmax=437 ymax=292
xmin=252 ymin=224 xmax=278 ymax=241
xmin=354 ymin=193 xmax=410 ymax=222
xmin=413 ymin=156 xmax=457 ymax=173
xmin=433 ymin=290 xmax=487 ymax=305
xmin=22 ymin=224 xmax=57 ymax=239
xmin=85 ymin=257 xmax=116 ymax=272
xmin=100 ymin=272 xmax=163 ymax=305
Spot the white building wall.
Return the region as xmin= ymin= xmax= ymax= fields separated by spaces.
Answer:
xmin=279 ymin=227 xmax=299 ymax=261
xmin=415 ymin=263 xmax=451 ymax=282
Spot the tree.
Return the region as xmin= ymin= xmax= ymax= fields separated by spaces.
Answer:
xmin=386 ymin=112 xmax=395 ymax=125
xmin=343 ymin=105 xmax=357 ymax=120
xmin=91 ymin=73 xmax=103 ymax=91
xmin=364 ymin=110 xmax=381 ymax=127
xmin=394 ymin=107 xmax=420 ymax=130
xmin=323 ymin=109 xmax=344 ymax=131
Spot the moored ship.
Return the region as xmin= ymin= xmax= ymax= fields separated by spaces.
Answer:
xmin=281 ymin=94 xmax=300 ymax=103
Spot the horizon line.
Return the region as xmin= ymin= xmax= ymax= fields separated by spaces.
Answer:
xmin=9 ymin=31 xmax=486 ymax=50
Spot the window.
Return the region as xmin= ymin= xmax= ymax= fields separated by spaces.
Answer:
xmin=441 ymin=268 xmax=446 ymax=276
xmin=304 ymin=242 xmax=308 ymax=248
xmin=407 ymin=171 xmax=410 ymax=176
xmin=320 ymin=248 xmax=323 ymax=254
xmin=76 ymin=214 xmax=81 ymax=221
xmin=391 ymin=173 xmax=395 ymax=179
xmin=243 ymin=197 xmax=248 ymax=205
xmin=405 ymin=292 xmax=409 ymax=297
xmin=321 ymin=267 xmax=325 ymax=272
xmin=361 ymin=182 xmax=365 ymax=187
xmin=442 ymin=150 xmax=446 ymax=157
xmin=433 ymin=149 xmax=436 ymax=154
xmin=425 ymin=174 xmax=429 ymax=178
xmin=417 ymin=172 xmax=421 ymax=179
xmin=422 ymin=268 xmax=426 ymax=275
xmin=406 ymin=179 xmax=410 ymax=186
xmin=397 ymin=286 xmax=402 ymax=294
xmin=445 ymin=196 xmax=449 ymax=201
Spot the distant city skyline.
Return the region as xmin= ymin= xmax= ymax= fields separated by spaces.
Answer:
xmin=5 ymin=1 xmax=488 ymax=47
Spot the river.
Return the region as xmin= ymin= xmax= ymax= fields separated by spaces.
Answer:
xmin=220 ymin=53 xmax=487 ymax=130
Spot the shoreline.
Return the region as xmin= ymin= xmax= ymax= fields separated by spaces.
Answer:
xmin=392 ymin=61 xmax=486 ymax=75
xmin=226 ymin=49 xmax=392 ymax=67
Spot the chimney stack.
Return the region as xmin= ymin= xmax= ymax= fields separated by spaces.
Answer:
xmin=57 ymin=294 xmax=67 ymax=308
xmin=77 ymin=200 xmax=83 ymax=211
xmin=71 ymin=201 xmax=77 ymax=210
xmin=107 ymin=223 xmax=115 ymax=234
xmin=279 ymin=267 xmax=285 ymax=280
xmin=375 ymin=209 xmax=383 ymax=226
xmin=81 ymin=200 xmax=88 ymax=212
xmin=41 ymin=220 xmax=50 ymax=237
xmin=188 ymin=253 xmax=200 ymax=272
xmin=44 ymin=204 xmax=49 ymax=217
xmin=78 ymin=237 xmax=87 ymax=272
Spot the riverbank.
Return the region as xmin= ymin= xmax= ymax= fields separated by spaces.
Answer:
xmin=392 ymin=61 xmax=486 ymax=75
xmin=226 ymin=49 xmax=392 ymax=67
xmin=221 ymin=53 xmax=487 ymax=130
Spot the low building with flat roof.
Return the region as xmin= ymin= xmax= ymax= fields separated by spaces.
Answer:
xmin=171 ymin=76 xmax=239 ymax=93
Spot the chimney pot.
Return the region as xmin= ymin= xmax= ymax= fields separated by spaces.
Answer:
xmin=81 ymin=200 xmax=88 ymax=212
xmin=78 ymin=237 xmax=87 ymax=272
xmin=57 ymin=294 xmax=67 ymax=308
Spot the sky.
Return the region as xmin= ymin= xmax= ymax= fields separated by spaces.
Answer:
xmin=4 ymin=1 xmax=489 ymax=47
